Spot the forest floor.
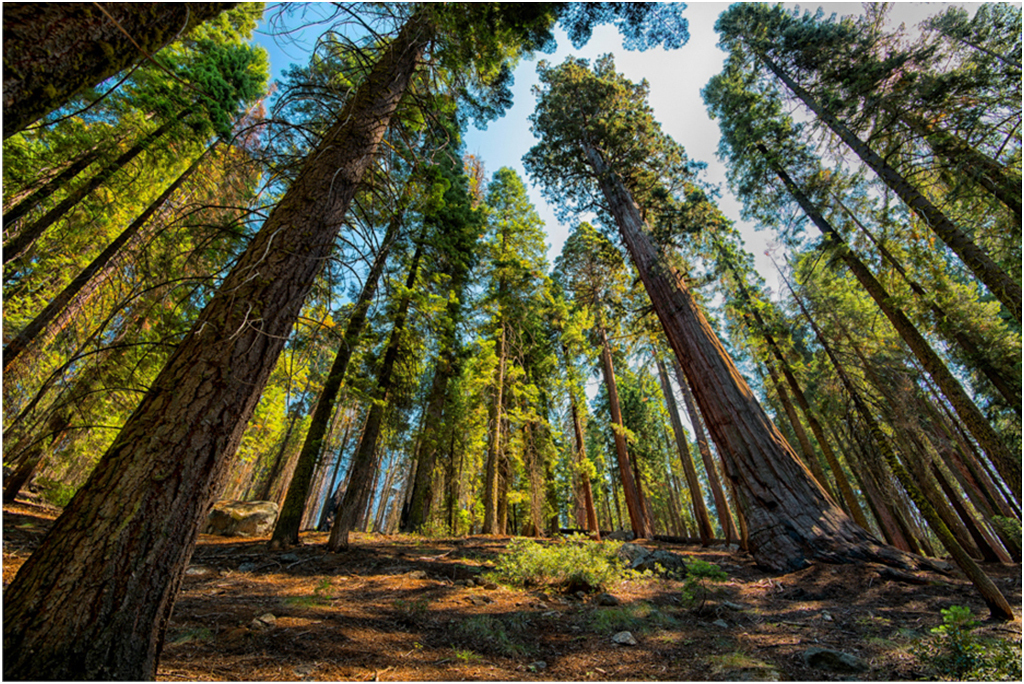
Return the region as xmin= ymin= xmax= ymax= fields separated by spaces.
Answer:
xmin=3 ymin=498 xmax=1021 ymax=681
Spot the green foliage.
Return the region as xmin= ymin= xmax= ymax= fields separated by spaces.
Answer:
xmin=458 ymin=614 xmax=533 ymax=657
xmin=589 ymin=601 xmax=677 ymax=634
xmin=487 ymin=535 xmax=626 ymax=592
xmin=680 ymin=559 xmax=728 ymax=612
xmin=914 ymin=605 xmax=1022 ymax=681
xmin=35 ymin=477 xmax=78 ymax=508
xmin=991 ymin=516 xmax=1021 ymax=548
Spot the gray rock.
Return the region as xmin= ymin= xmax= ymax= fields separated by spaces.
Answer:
xmin=712 ymin=619 xmax=729 ymax=629
xmin=280 ymin=552 xmax=301 ymax=562
xmin=721 ymin=600 xmax=746 ymax=611
xmin=238 ymin=562 xmax=258 ymax=573
xmin=802 ymin=647 xmax=869 ymax=673
xmin=528 ymin=661 xmax=547 ymax=672
xmin=616 ymin=544 xmax=688 ymax=574
xmin=605 ymin=530 xmax=635 ymax=541
xmin=205 ymin=500 xmax=280 ymax=537
xmin=465 ymin=594 xmax=493 ymax=606
xmin=405 ymin=570 xmax=428 ymax=580
xmin=250 ymin=613 xmax=277 ymax=630
xmin=185 ymin=565 xmax=209 ymax=576
xmin=611 ymin=631 xmax=638 ymax=646
xmin=596 ymin=593 xmax=620 ymax=606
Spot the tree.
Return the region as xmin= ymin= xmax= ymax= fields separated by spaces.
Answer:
xmin=526 ymin=55 xmax=920 ymax=572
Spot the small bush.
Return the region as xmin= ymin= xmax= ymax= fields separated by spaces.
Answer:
xmin=914 ymin=605 xmax=1022 ymax=681
xmin=35 ymin=477 xmax=77 ymax=507
xmin=680 ymin=558 xmax=727 ymax=612
xmin=487 ymin=534 xmax=625 ymax=592
xmin=459 ymin=614 xmax=533 ymax=657
xmin=590 ymin=602 xmax=677 ymax=634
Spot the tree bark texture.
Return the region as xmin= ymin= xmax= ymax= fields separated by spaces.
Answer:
xmin=482 ymin=324 xmax=507 ymax=534
xmin=759 ymin=54 xmax=1022 ymax=322
xmin=582 ymin=143 xmax=912 ymax=572
xmin=3 ymin=116 xmax=179 ymax=267
xmin=2 ymin=3 xmax=232 ymax=137
xmin=3 ymin=142 xmax=215 ymax=372
xmin=2 ymin=16 xmax=430 ymax=680
xmin=762 ymin=149 xmax=1021 ymax=500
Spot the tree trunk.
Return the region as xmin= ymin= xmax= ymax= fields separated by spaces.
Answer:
xmin=761 ymin=149 xmax=1021 ymax=500
xmin=598 ymin=327 xmax=652 ymax=538
xmin=567 ymin=374 xmax=600 ymax=539
xmin=3 ymin=116 xmax=180 ymax=267
xmin=270 ymin=210 xmax=404 ymax=548
xmin=3 ymin=142 xmax=215 ymax=372
xmin=327 ymin=238 xmax=424 ymax=552
xmin=655 ymin=355 xmax=713 ymax=544
xmin=838 ymin=195 xmax=1021 ymax=413
xmin=483 ymin=324 xmax=507 ymax=534
xmin=403 ymin=353 xmax=454 ymax=532
xmin=759 ymin=54 xmax=1022 ymax=322
xmin=2 ymin=3 xmax=232 ymax=137
xmin=762 ymin=359 xmax=833 ymax=494
xmin=1 ymin=16 xmax=429 ymax=680
xmin=673 ymin=359 xmax=737 ymax=543
xmin=780 ymin=267 xmax=1014 ymax=620
xmin=583 ymin=143 xmax=912 ymax=572
xmin=3 ymin=145 xmax=105 ymax=227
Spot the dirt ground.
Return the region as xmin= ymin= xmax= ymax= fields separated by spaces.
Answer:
xmin=3 ymin=498 xmax=1021 ymax=681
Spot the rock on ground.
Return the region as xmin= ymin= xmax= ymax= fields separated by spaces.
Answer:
xmin=205 ymin=500 xmax=279 ymax=537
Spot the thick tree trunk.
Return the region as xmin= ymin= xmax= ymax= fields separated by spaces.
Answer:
xmin=3 ymin=143 xmax=215 ymax=372
xmin=782 ymin=268 xmax=1014 ymax=620
xmin=3 ymin=116 xmax=180 ymax=267
xmin=583 ymin=143 xmax=913 ymax=572
xmin=673 ymin=359 xmax=737 ymax=543
xmin=2 ymin=3 xmax=232 ymax=137
xmin=270 ymin=210 xmax=403 ymax=548
xmin=655 ymin=355 xmax=713 ymax=544
xmin=762 ymin=150 xmax=1021 ymax=500
xmin=327 ymin=240 xmax=424 ymax=552
xmin=759 ymin=55 xmax=1022 ymax=321
xmin=2 ymin=16 xmax=429 ymax=680
xmin=598 ymin=327 xmax=653 ymax=538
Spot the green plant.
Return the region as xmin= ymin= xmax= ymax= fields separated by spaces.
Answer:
xmin=459 ymin=614 xmax=533 ymax=657
xmin=915 ymin=605 xmax=1022 ymax=681
xmin=284 ymin=579 xmax=334 ymax=608
xmin=35 ymin=477 xmax=77 ymax=507
xmin=680 ymin=559 xmax=727 ymax=612
xmin=589 ymin=602 xmax=677 ymax=634
xmin=167 ymin=627 xmax=213 ymax=645
xmin=991 ymin=516 xmax=1022 ymax=548
xmin=453 ymin=646 xmax=482 ymax=663
xmin=487 ymin=535 xmax=625 ymax=592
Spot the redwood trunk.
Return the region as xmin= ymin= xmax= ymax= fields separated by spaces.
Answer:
xmin=673 ymin=359 xmax=737 ymax=543
xmin=655 ymin=355 xmax=713 ymax=544
xmin=3 ymin=3 xmax=232 ymax=137
xmin=583 ymin=143 xmax=905 ymax=572
xmin=2 ymin=17 xmax=429 ymax=679
xmin=598 ymin=327 xmax=652 ymax=538
xmin=567 ymin=377 xmax=600 ymax=538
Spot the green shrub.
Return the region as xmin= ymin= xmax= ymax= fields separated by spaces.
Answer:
xmin=459 ymin=614 xmax=533 ymax=657
xmin=487 ymin=534 xmax=626 ymax=592
xmin=35 ymin=477 xmax=77 ymax=507
xmin=680 ymin=558 xmax=728 ymax=612
xmin=590 ymin=601 xmax=677 ymax=634
xmin=914 ymin=605 xmax=1022 ymax=681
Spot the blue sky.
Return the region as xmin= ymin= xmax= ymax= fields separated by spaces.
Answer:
xmin=253 ymin=2 xmax=970 ymax=297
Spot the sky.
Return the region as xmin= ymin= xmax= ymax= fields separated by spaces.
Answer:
xmin=253 ymin=2 xmax=979 ymax=297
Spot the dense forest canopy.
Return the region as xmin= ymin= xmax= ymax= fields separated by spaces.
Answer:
xmin=1 ymin=2 xmax=1020 ymax=679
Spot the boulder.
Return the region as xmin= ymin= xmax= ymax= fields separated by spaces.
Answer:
xmin=205 ymin=500 xmax=279 ymax=537
xmin=616 ymin=543 xmax=688 ymax=575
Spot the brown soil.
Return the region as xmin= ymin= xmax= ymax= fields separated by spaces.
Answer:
xmin=3 ymin=498 xmax=1021 ymax=681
